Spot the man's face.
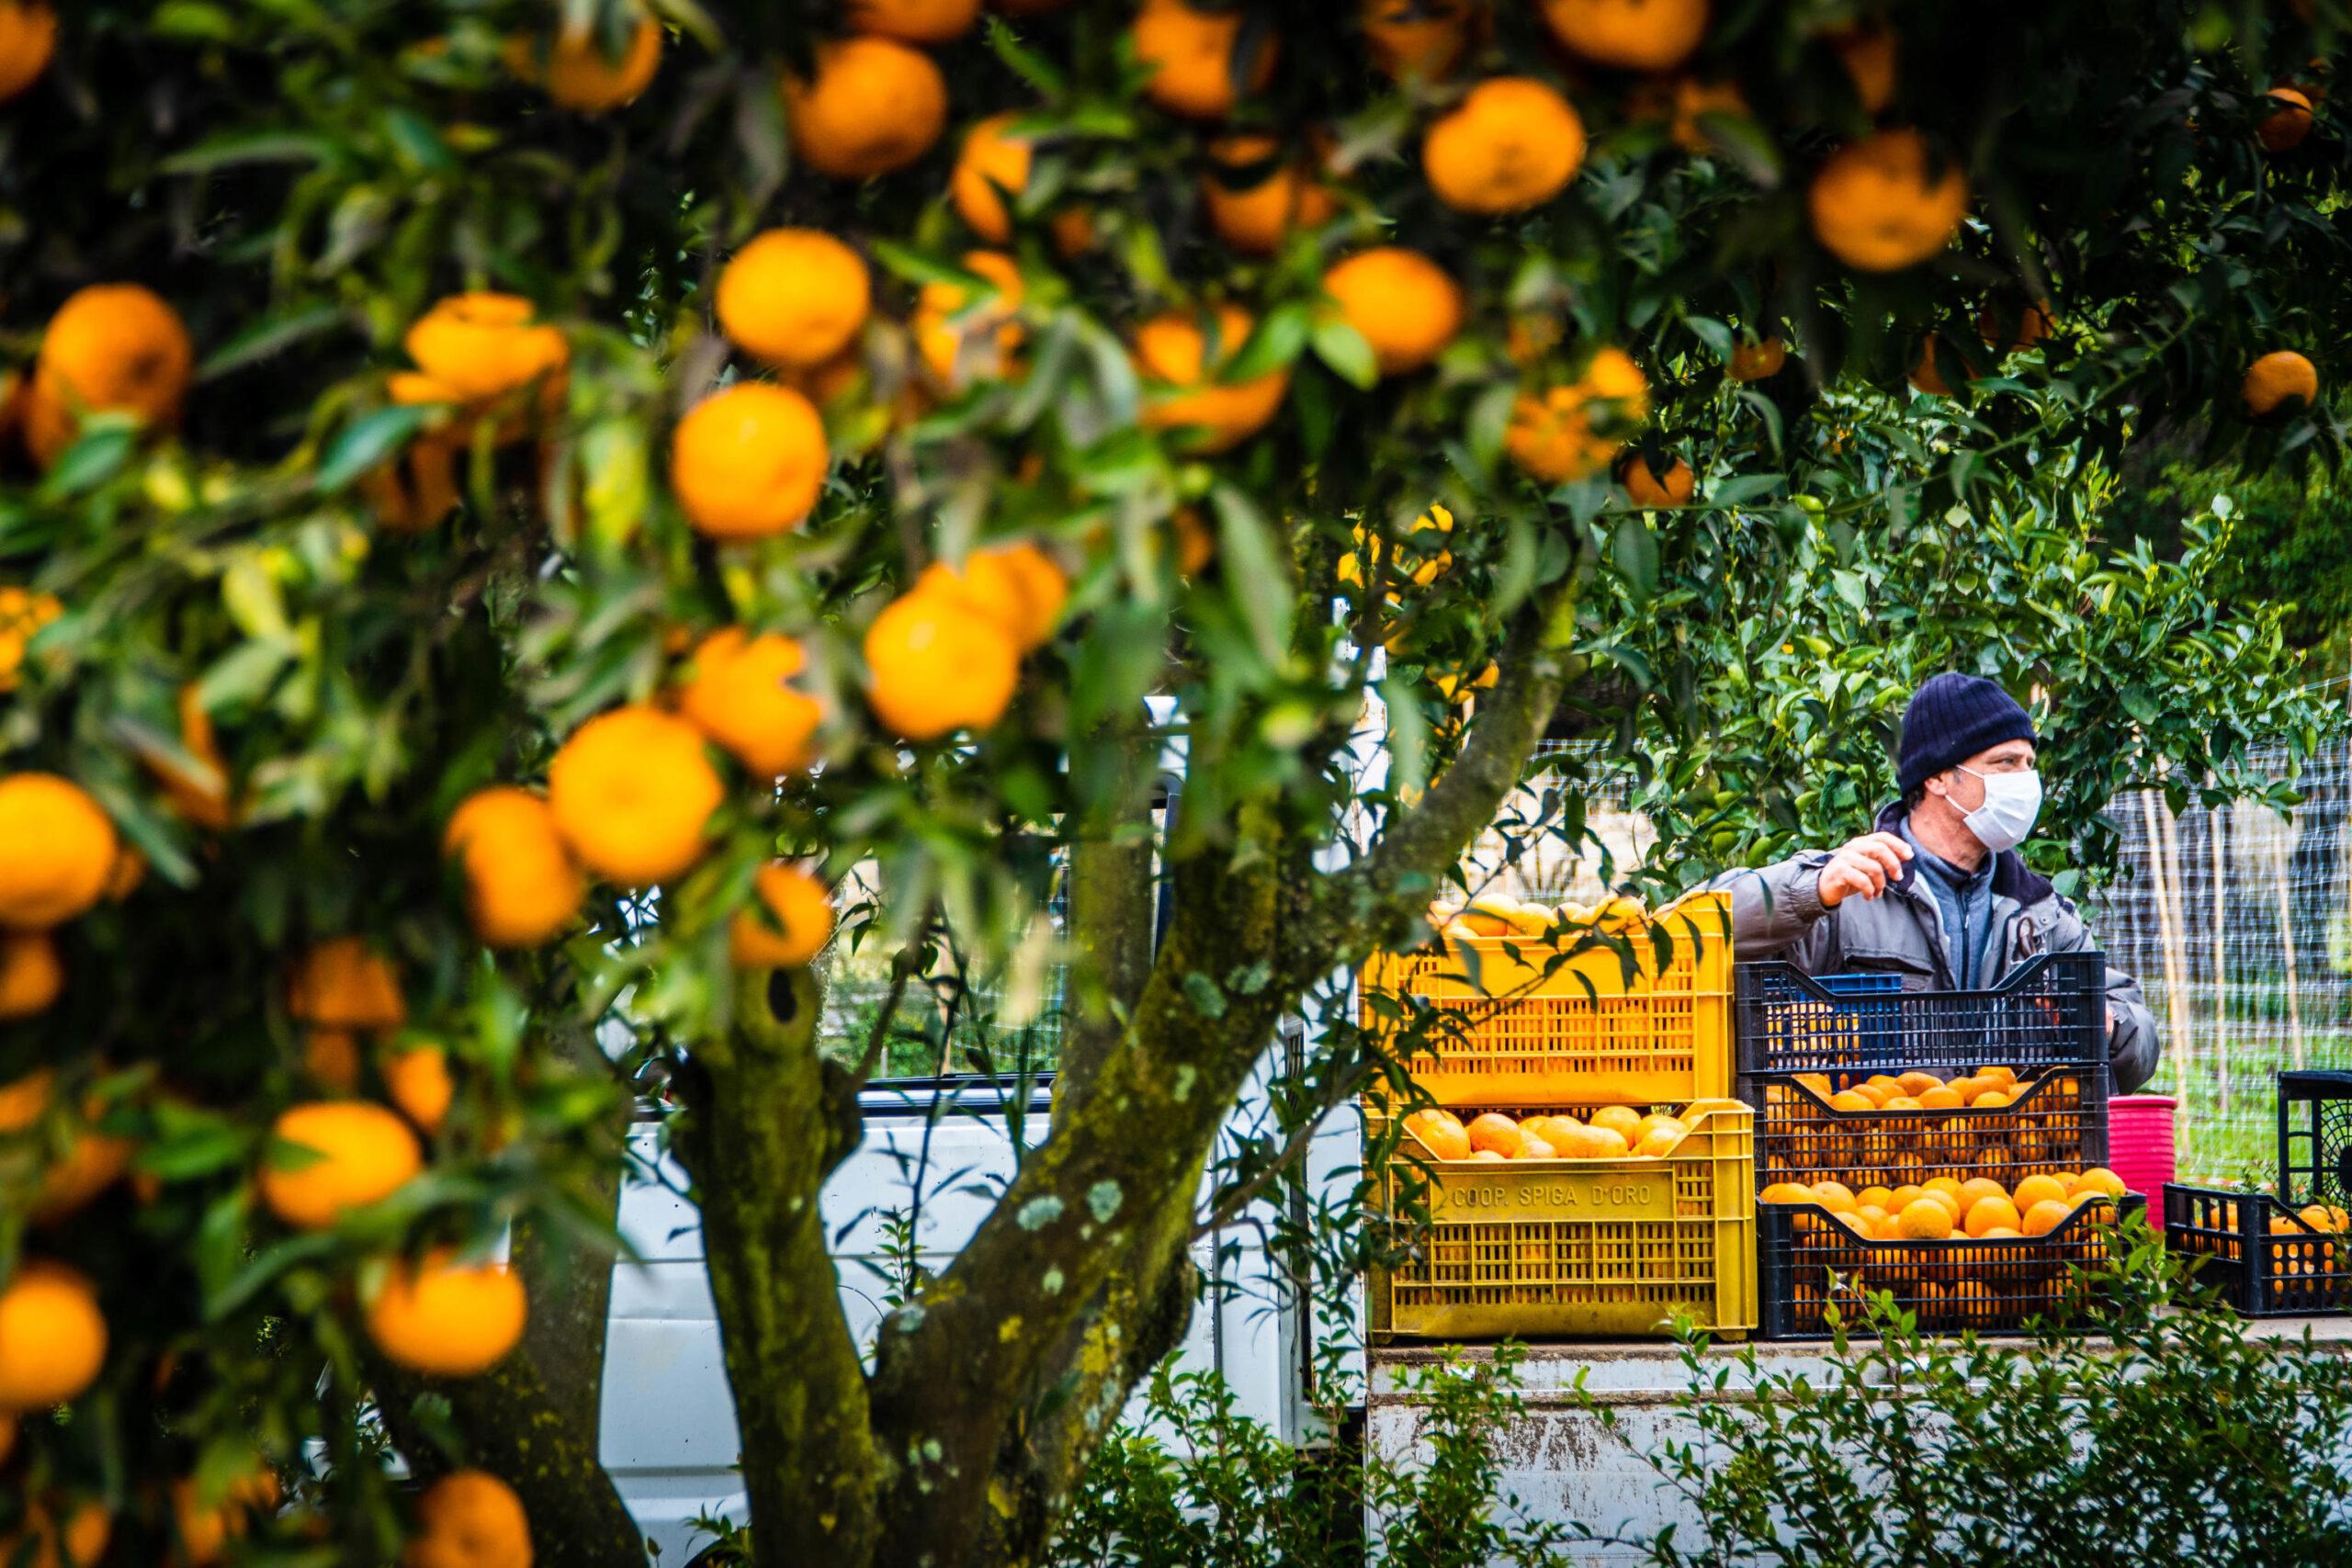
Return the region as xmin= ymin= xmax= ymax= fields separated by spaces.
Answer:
xmin=1930 ymin=739 xmax=2037 ymax=814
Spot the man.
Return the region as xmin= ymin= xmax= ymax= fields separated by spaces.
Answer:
xmin=1722 ymin=672 xmax=2159 ymax=1092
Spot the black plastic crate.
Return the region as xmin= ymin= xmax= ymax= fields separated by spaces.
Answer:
xmin=2163 ymin=1184 xmax=2352 ymax=1316
xmin=2279 ymin=1070 xmax=2352 ymax=1211
xmin=1757 ymin=1192 xmax=2143 ymax=1340
xmin=1735 ymin=953 xmax=2109 ymax=1077
xmin=1741 ymin=1064 xmax=2109 ymax=1190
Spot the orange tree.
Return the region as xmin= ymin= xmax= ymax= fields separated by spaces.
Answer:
xmin=0 ymin=1 xmax=2346 ymax=1565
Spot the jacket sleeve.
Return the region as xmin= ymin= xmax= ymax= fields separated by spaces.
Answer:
xmin=2044 ymin=896 xmax=2161 ymax=1094
xmin=1709 ymin=851 xmax=1838 ymax=966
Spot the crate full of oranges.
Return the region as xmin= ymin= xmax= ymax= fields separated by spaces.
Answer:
xmin=1360 ymin=891 xmax=1734 ymax=1110
xmin=1369 ymin=1100 xmax=1758 ymax=1341
xmin=1741 ymin=1061 xmax=2108 ymax=1190
xmin=1755 ymin=1168 xmax=2141 ymax=1339
xmin=2163 ymin=1186 xmax=2352 ymax=1316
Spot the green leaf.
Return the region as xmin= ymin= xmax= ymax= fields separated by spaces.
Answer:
xmin=1210 ymin=483 xmax=1293 ymax=663
xmin=1610 ymin=518 xmax=1659 ymax=604
xmin=1228 ymin=304 xmax=1311 ymax=382
xmin=1309 ymin=318 xmax=1379 ymax=390
xmin=161 ymin=130 xmax=335 ymax=175
xmin=198 ymin=303 xmax=350 ymax=382
xmin=316 ymin=406 xmax=434 ymax=493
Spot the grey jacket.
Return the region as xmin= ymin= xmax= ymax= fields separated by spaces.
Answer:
xmin=1715 ymin=805 xmax=2161 ymax=1093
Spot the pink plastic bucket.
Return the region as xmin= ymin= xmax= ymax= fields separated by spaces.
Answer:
xmin=2110 ymin=1095 xmax=2177 ymax=1229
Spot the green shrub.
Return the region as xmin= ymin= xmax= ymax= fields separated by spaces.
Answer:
xmin=1569 ymin=1224 xmax=2352 ymax=1564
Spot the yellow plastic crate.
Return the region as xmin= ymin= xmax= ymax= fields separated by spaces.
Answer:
xmin=1370 ymin=1100 xmax=1757 ymax=1340
xmin=1361 ymin=890 xmax=1734 ymax=1109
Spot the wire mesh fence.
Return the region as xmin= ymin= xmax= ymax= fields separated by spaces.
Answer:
xmin=2087 ymin=723 xmax=2352 ymax=1182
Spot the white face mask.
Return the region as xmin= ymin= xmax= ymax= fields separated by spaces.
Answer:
xmin=1955 ymin=765 xmax=2042 ymax=852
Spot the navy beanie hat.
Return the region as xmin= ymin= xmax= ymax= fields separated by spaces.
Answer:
xmin=1896 ymin=673 xmax=2037 ymax=795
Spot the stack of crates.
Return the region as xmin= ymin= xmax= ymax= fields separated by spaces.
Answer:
xmin=1736 ymin=954 xmax=2142 ymax=1339
xmin=2163 ymin=1070 xmax=2352 ymax=1315
xmin=1362 ymin=891 xmax=1756 ymax=1340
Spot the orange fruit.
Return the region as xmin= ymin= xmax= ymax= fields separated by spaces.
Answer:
xmin=1810 ymin=1179 xmax=1857 ymax=1215
xmin=2259 ymin=86 xmax=2315 ymax=152
xmin=382 ymin=1044 xmax=453 ymax=1135
xmin=1339 ymin=506 xmax=1454 ymax=590
xmin=1665 ymin=77 xmax=1748 ymax=152
xmin=676 ymin=626 xmax=826 ymax=780
xmin=1973 ymin=1089 xmax=2013 ymax=1110
xmin=0 ymin=3 xmax=55 ymax=103
xmin=1324 ymin=248 xmax=1464 ymax=376
xmin=2243 ymin=350 xmax=2319 ymax=416
xmin=1520 ymin=1134 xmax=1559 ymax=1160
xmin=1807 ymin=129 xmax=1970 ymax=272
xmin=2021 ymin=1198 xmax=2073 ymax=1237
xmin=1908 ymin=334 xmax=1977 ymax=396
xmin=864 ymin=587 xmax=1023 ymax=741
xmin=2070 ymin=1167 xmax=2125 ymax=1200
xmin=1562 ymin=1122 xmax=1630 ymax=1158
xmin=0 ymin=1068 xmax=51 ymax=1132
xmin=1618 ymin=453 xmax=1693 ymax=506
xmin=1879 ymin=1095 xmax=1921 ymax=1112
xmin=2302 ymin=1205 xmax=2352 ymax=1235
xmin=1974 ymin=1065 xmax=2018 ymax=1087
xmin=1464 ymin=1111 xmax=1524 ymax=1158
xmin=1505 ymin=347 xmax=1648 ymax=483
xmin=2012 ymin=1173 xmax=2068 ymax=1211
xmin=1202 ymin=133 xmax=1338 ymax=254
xmin=914 ymin=250 xmax=1026 ymax=389
xmin=1917 ymin=1087 xmax=1962 ymax=1110
xmin=783 ymin=37 xmax=948 ymax=179
xmin=0 ymin=586 xmax=61 ymax=694
xmin=1793 ymin=1071 xmax=1833 ymax=1099
xmin=1136 ymin=303 xmax=1291 ymax=453
xmin=1 ymin=1500 xmax=109 ymax=1568
xmin=1466 ymin=1149 xmax=1505 ymax=1163
xmin=443 ymin=788 xmax=585 ymax=949
xmin=1405 ymin=1108 xmax=1471 ymax=1161
xmin=1759 ymin=1182 xmax=1812 ymax=1204
xmin=1962 ymin=1195 xmax=2021 ymax=1237
xmin=1894 ymin=1198 xmax=1953 ymax=1240
xmin=171 ymin=1468 xmax=280 ymax=1566
xmin=1131 ymin=0 xmax=1278 ymax=119
xmin=952 ymin=113 xmax=1039 ymax=244
xmin=32 ymin=1111 xmax=131 ymax=1223
xmin=144 ymin=682 xmax=236 ymax=831
xmin=548 ymin=706 xmax=724 ymax=887
xmin=717 ymin=229 xmax=871 ymax=369
xmin=367 ymin=1249 xmax=527 ymax=1377
xmin=309 ymin=1021 xmax=365 ymax=1089
xmin=404 ymin=1470 xmax=532 ymax=1568
xmin=1633 ymin=1122 xmax=1685 ymax=1157
xmin=288 ymin=938 xmax=407 ymax=1031
xmin=730 ymin=863 xmax=836 ymax=969
xmin=0 ymin=1260 xmax=107 ymax=1407
xmin=848 ymin=0 xmax=980 ymax=43
xmin=259 ymin=1102 xmax=423 ymax=1231
xmin=1894 ymin=1070 xmax=1941 ymax=1097
xmin=1588 ymin=1105 xmax=1641 ymax=1141
xmin=25 ymin=284 xmax=194 ymax=467
xmin=1922 ymin=1175 xmax=1962 ymax=1198
xmin=1361 ymin=0 xmax=1472 ymax=82
xmin=1539 ymin=0 xmax=1707 ymax=72
xmin=671 ymin=382 xmax=829 ymax=539
xmin=1827 ymin=27 xmax=1896 ymax=114
xmin=1887 ymin=1183 xmax=1925 ymax=1210
xmin=1727 ymin=336 xmax=1785 ymax=381
xmin=1978 ymin=299 xmax=2054 ymax=356
xmin=0 ymin=930 xmax=59 ymax=1019
xmin=919 ymin=543 xmax=1069 ymax=652
xmin=1828 ymin=1089 xmax=1873 ymax=1111
xmin=1422 ymin=76 xmax=1585 ymax=214
xmin=403 ymin=294 xmax=568 ymax=405
xmin=1952 ymin=1177 xmax=2005 ymax=1215
xmin=507 ymin=13 xmax=662 ymax=112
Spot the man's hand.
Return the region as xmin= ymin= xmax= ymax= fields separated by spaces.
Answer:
xmin=1815 ymin=832 xmax=1913 ymax=908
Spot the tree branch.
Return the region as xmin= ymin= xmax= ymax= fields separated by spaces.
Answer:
xmin=1314 ymin=570 xmax=1583 ymax=963
xmin=673 ymin=964 xmax=881 ymax=1568
xmin=1056 ymin=706 xmax=1160 ymax=1124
